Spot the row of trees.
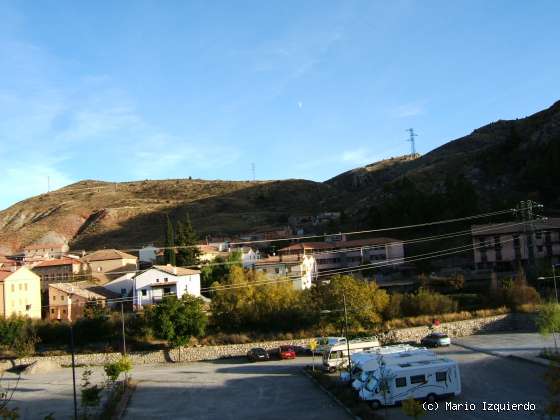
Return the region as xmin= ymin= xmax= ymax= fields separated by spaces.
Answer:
xmin=163 ymin=214 xmax=201 ymax=267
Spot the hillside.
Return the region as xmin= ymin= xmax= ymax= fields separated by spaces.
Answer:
xmin=1 ymin=100 xmax=559 ymax=253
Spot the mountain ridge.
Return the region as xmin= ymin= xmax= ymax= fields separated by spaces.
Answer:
xmin=1 ymin=100 xmax=559 ymax=254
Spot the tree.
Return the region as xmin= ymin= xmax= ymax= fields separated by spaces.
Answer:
xmin=201 ymin=251 xmax=242 ymax=290
xmin=164 ymin=215 xmax=176 ymax=266
xmin=175 ymin=214 xmax=201 ymax=267
xmin=150 ymin=295 xmax=207 ymax=351
xmin=536 ymin=302 xmax=560 ymax=353
xmin=313 ymin=275 xmax=389 ymax=331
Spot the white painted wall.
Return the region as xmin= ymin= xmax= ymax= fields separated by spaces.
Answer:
xmin=103 ymin=273 xmax=134 ymax=297
xmin=132 ymin=268 xmax=201 ymax=308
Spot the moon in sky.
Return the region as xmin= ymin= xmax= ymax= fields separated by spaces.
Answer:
xmin=297 ymin=101 xmax=303 ymax=109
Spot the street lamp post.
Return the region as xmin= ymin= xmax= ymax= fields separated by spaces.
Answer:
xmin=320 ymin=292 xmax=352 ymax=372
xmin=121 ymin=301 xmax=127 ymax=356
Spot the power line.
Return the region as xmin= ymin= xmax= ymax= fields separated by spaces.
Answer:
xmin=25 ymin=220 xmax=532 ymax=284
xmin=72 ymin=207 xmax=523 ymax=255
xmin=39 ymin=235 xmax=517 ymax=309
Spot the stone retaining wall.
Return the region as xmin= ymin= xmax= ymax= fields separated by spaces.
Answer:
xmin=15 ymin=313 xmax=535 ymax=367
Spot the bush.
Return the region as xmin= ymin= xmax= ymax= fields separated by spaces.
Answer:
xmin=400 ymin=288 xmax=458 ymax=317
xmin=104 ymin=356 xmax=133 ymax=383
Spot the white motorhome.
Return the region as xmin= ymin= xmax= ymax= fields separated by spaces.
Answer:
xmin=351 ymin=348 xmax=436 ymax=391
xmin=314 ymin=337 xmax=346 ymax=354
xmin=358 ymin=358 xmax=461 ymax=409
xmin=322 ymin=337 xmax=380 ymax=371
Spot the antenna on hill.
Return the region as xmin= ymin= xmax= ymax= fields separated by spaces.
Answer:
xmin=47 ymin=176 xmax=50 ymax=193
xmin=405 ymin=128 xmax=417 ymax=156
xmin=251 ymin=162 xmax=256 ymax=181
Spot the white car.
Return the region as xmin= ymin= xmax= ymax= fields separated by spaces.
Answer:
xmin=420 ymin=332 xmax=451 ymax=347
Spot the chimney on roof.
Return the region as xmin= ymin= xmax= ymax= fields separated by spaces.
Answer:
xmin=173 ymin=266 xmax=177 ymax=275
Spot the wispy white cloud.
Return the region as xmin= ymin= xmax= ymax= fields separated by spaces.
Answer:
xmin=392 ymin=101 xmax=427 ymax=118
xmin=0 ymin=38 xmax=240 ymax=210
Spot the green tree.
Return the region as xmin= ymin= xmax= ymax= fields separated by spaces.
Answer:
xmin=164 ymin=215 xmax=176 ymax=266
xmin=536 ymin=302 xmax=560 ymax=353
xmin=150 ymin=295 xmax=207 ymax=348
xmin=201 ymin=251 xmax=242 ymax=290
xmin=175 ymin=214 xmax=201 ymax=267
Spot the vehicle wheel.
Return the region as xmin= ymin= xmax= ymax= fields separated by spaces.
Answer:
xmin=426 ymin=394 xmax=436 ymax=403
xmin=370 ymin=400 xmax=381 ymax=410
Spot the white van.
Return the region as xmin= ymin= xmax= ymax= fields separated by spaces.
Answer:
xmin=350 ymin=344 xmax=436 ymax=390
xmin=322 ymin=337 xmax=380 ymax=372
xmin=358 ymin=358 xmax=461 ymax=408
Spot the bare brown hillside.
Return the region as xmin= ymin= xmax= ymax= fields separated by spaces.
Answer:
xmin=1 ymin=100 xmax=559 ymax=253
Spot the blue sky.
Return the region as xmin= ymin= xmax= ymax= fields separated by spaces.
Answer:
xmin=1 ymin=1 xmax=559 ymax=210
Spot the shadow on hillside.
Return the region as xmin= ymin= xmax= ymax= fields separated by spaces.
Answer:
xmin=71 ymin=180 xmax=337 ymax=250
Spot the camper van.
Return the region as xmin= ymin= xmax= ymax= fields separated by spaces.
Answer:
xmin=351 ymin=348 xmax=437 ymax=391
xmin=358 ymin=357 xmax=461 ymax=409
xmin=314 ymin=337 xmax=346 ymax=354
xmin=322 ymin=337 xmax=380 ymax=372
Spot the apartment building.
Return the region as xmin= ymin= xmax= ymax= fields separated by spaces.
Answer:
xmin=32 ymin=257 xmax=84 ymax=291
xmin=471 ymin=218 xmax=560 ymax=271
xmin=277 ymin=235 xmax=405 ymax=273
xmin=254 ymin=254 xmax=317 ymax=290
xmin=0 ymin=267 xmax=41 ymax=319
xmin=82 ymin=249 xmax=138 ymax=282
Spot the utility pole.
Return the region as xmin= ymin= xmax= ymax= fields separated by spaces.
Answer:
xmin=121 ymin=302 xmax=127 ymax=355
xmin=251 ymin=163 xmax=256 ymax=181
xmin=47 ymin=176 xmax=50 ymax=193
xmin=514 ymin=200 xmax=544 ymax=282
xmin=69 ymin=301 xmax=78 ymax=420
xmin=342 ymin=292 xmax=352 ymax=372
xmin=405 ymin=128 xmax=417 ymax=157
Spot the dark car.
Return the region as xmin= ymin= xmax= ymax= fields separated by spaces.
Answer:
xmin=247 ymin=347 xmax=270 ymax=362
xmin=421 ymin=332 xmax=451 ymax=347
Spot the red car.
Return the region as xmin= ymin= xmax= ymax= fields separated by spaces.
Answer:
xmin=279 ymin=345 xmax=296 ymax=359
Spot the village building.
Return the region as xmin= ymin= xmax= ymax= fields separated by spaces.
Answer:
xmin=0 ymin=267 xmax=41 ymax=319
xmin=23 ymin=243 xmax=70 ymax=263
xmin=471 ymin=218 xmax=560 ymax=271
xmin=254 ymin=254 xmax=317 ymax=290
xmin=31 ymin=257 xmax=84 ymax=291
xmin=131 ymin=265 xmax=201 ymax=309
xmin=48 ymin=282 xmax=120 ymax=321
xmin=82 ymin=249 xmax=138 ymax=282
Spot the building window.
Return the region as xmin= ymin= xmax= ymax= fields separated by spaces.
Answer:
xmin=51 ymin=309 xmax=55 ymax=314
xmin=395 ymin=377 xmax=407 ymax=388
xmin=164 ymin=287 xmax=171 ymax=294
xmin=156 ymin=279 xmax=160 ymax=283
xmin=62 ymin=309 xmax=67 ymax=314
xmin=121 ymin=288 xmax=127 ymax=296
xmin=24 ymin=283 xmax=28 ymax=291
xmin=11 ymin=285 xmax=15 ymax=292
xmin=275 ymin=268 xmax=280 ymax=274
xmin=141 ymin=290 xmax=147 ymax=296
xmin=164 ymin=278 xmax=168 ymax=282
xmin=410 ymin=375 xmax=426 ymax=384
xmin=436 ymin=372 xmax=447 ymax=382
xmin=537 ymin=245 xmax=543 ymax=253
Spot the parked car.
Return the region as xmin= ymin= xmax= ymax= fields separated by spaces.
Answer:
xmin=279 ymin=345 xmax=296 ymax=359
xmin=420 ymin=332 xmax=451 ymax=347
xmin=247 ymin=348 xmax=270 ymax=362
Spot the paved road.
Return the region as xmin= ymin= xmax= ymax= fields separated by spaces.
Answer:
xmin=5 ymin=333 xmax=556 ymax=419
xmin=123 ymin=358 xmax=349 ymax=420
